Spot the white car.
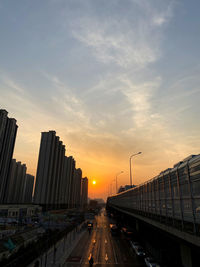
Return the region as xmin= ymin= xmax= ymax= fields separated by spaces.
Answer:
xmin=130 ymin=241 xmax=140 ymax=250
xmin=144 ymin=257 xmax=160 ymax=267
xmin=134 ymin=246 xmax=146 ymax=257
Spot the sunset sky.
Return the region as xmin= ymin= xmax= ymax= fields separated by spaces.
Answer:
xmin=0 ymin=0 xmax=200 ymax=200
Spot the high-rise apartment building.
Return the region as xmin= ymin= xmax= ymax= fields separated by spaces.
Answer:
xmin=34 ymin=130 xmax=86 ymax=210
xmin=72 ymin=168 xmax=82 ymax=208
xmin=24 ymin=174 xmax=34 ymax=203
xmin=0 ymin=109 xmax=18 ymax=203
xmin=60 ymin=156 xmax=75 ymax=208
xmin=34 ymin=131 xmax=77 ymax=209
xmin=54 ymin=141 xmax=65 ymax=206
xmin=66 ymin=156 xmax=75 ymax=208
xmin=6 ymin=159 xmax=27 ymax=203
xmin=34 ymin=131 xmax=57 ymax=208
xmin=81 ymin=177 xmax=88 ymax=209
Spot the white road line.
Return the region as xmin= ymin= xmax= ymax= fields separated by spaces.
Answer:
xmin=97 ymin=237 xmax=101 ymax=263
xmin=110 ymin=238 xmax=118 ymax=264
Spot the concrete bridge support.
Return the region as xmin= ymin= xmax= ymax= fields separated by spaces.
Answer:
xmin=106 ymin=204 xmax=200 ymax=266
xmin=180 ymin=244 xmax=192 ymax=267
xmin=136 ymin=220 xmax=139 ymax=232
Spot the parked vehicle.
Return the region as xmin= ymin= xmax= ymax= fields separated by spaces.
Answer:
xmin=130 ymin=241 xmax=140 ymax=250
xmin=121 ymin=227 xmax=134 ymax=240
xmin=134 ymin=246 xmax=146 ymax=257
xmin=144 ymin=257 xmax=160 ymax=267
xmin=110 ymin=224 xmax=119 ymax=236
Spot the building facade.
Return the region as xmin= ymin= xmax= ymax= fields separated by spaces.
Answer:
xmin=24 ymin=174 xmax=34 ymax=203
xmin=81 ymin=177 xmax=88 ymax=209
xmin=60 ymin=156 xmax=75 ymax=208
xmin=0 ymin=110 xmax=18 ymax=203
xmin=66 ymin=156 xmax=75 ymax=208
xmin=6 ymin=159 xmax=33 ymax=204
xmin=34 ymin=131 xmax=81 ymax=210
xmin=72 ymin=168 xmax=82 ymax=208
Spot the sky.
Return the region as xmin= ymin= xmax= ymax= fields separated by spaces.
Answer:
xmin=0 ymin=0 xmax=200 ymax=200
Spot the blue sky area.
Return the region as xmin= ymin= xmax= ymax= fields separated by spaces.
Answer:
xmin=0 ymin=0 xmax=200 ymax=198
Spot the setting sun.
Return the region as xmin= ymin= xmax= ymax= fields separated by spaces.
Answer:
xmin=92 ymin=180 xmax=96 ymax=185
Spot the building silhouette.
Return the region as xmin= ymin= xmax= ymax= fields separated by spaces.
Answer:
xmin=5 ymin=159 xmax=33 ymax=204
xmin=62 ymin=156 xmax=75 ymax=208
xmin=6 ymin=159 xmax=26 ymax=203
xmin=0 ymin=109 xmax=18 ymax=203
xmin=72 ymin=168 xmax=82 ymax=208
xmin=34 ymin=131 xmax=60 ymax=208
xmin=81 ymin=177 xmax=88 ymax=209
xmin=34 ymin=130 xmax=82 ymax=210
xmin=24 ymin=174 xmax=34 ymax=203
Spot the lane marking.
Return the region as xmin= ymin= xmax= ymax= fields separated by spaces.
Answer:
xmin=110 ymin=238 xmax=118 ymax=264
xmin=97 ymin=236 xmax=101 ymax=263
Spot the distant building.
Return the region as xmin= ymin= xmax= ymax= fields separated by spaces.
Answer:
xmin=81 ymin=177 xmax=88 ymax=209
xmin=89 ymin=199 xmax=98 ymax=209
xmin=0 ymin=110 xmax=18 ymax=203
xmin=117 ymin=184 xmax=135 ymax=194
xmin=65 ymin=156 xmax=75 ymax=209
xmin=93 ymin=198 xmax=105 ymax=204
xmin=59 ymin=155 xmax=76 ymax=209
xmin=24 ymin=174 xmax=34 ymax=203
xmin=34 ymin=131 xmax=64 ymax=209
xmin=117 ymin=186 xmax=125 ymax=193
xmin=124 ymin=184 xmax=135 ymax=190
xmin=6 ymin=159 xmax=27 ymax=203
xmin=34 ymin=131 xmax=80 ymax=210
xmin=72 ymin=168 xmax=82 ymax=208
xmin=0 ymin=204 xmax=42 ymax=220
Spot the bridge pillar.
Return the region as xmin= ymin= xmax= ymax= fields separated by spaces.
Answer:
xmin=180 ymin=243 xmax=192 ymax=267
xmin=136 ymin=220 xmax=139 ymax=232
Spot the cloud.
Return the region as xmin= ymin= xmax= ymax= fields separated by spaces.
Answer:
xmin=70 ymin=0 xmax=174 ymax=68
xmin=71 ymin=18 xmax=158 ymax=68
xmin=130 ymin=0 xmax=174 ymax=26
xmin=2 ymin=0 xmax=199 ymax=196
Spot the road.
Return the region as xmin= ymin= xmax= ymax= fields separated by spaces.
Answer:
xmin=64 ymin=209 xmax=146 ymax=267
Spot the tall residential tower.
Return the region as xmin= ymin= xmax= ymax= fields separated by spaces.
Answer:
xmin=0 ymin=109 xmax=18 ymax=203
xmin=34 ymin=131 xmax=79 ymax=210
xmin=81 ymin=177 xmax=88 ymax=209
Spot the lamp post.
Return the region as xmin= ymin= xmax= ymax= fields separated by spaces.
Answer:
xmin=130 ymin=152 xmax=142 ymax=187
xmin=116 ymin=171 xmax=123 ymax=194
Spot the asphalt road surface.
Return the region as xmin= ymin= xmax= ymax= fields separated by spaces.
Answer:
xmin=64 ymin=209 xmax=146 ymax=267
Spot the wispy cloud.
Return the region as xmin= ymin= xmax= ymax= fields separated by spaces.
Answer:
xmin=71 ymin=18 xmax=158 ymax=68
xmin=70 ymin=0 xmax=174 ymax=68
xmin=1 ymin=0 xmax=200 ymax=198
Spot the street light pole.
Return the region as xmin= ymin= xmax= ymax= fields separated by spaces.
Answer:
xmin=130 ymin=152 xmax=142 ymax=187
xmin=116 ymin=171 xmax=123 ymax=194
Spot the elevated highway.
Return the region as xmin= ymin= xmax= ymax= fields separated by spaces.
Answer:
xmin=107 ymin=154 xmax=200 ymax=267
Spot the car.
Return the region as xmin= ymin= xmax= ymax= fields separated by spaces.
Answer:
xmin=87 ymin=222 xmax=93 ymax=228
xmin=144 ymin=257 xmax=160 ymax=267
xmin=121 ymin=227 xmax=134 ymax=239
xmin=110 ymin=224 xmax=119 ymax=236
xmin=134 ymin=246 xmax=146 ymax=257
xmin=130 ymin=241 xmax=140 ymax=250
